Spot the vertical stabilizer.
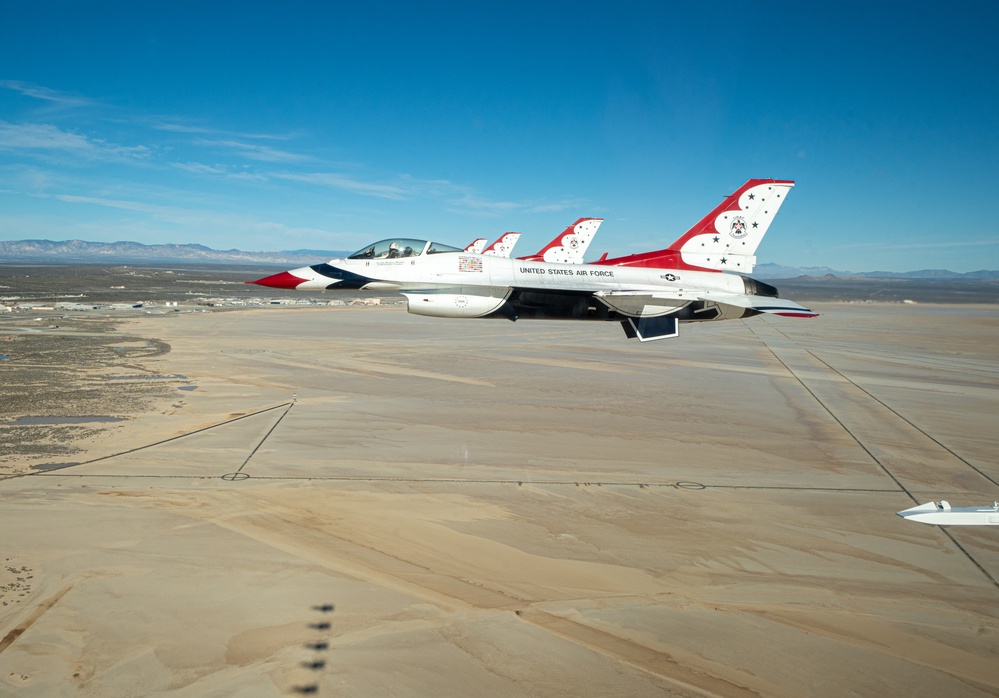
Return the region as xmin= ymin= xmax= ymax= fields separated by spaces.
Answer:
xmin=519 ymin=218 xmax=603 ymax=263
xmin=671 ymin=179 xmax=794 ymax=273
xmin=482 ymin=232 xmax=521 ymax=257
xmin=464 ymin=238 xmax=488 ymax=254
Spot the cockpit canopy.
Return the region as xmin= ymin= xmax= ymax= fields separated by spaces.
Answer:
xmin=347 ymin=238 xmax=464 ymax=260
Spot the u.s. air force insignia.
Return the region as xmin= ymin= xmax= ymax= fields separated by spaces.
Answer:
xmin=729 ymin=216 xmax=748 ymax=239
xmin=661 ymin=273 xmax=678 ymax=281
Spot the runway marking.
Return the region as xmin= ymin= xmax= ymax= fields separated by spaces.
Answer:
xmin=0 ymin=401 xmax=293 ymax=481
xmin=806 ymin=350 xmax=999 ymax=489
xmin=25 ymin=471 xmax=908 ymax=494
xmin=221 ymin=472 xmax=251 ymax=481
xmin=749 ymin=322 xmax=999 ymax=592
xmin=759 ymin=343 xmax=915 ymax=499
xmin=231 ymin=400 xmax=295 ymax=476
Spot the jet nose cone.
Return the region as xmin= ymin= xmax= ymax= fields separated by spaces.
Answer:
xmin=247 ymin=271 xmax=307 ymax=289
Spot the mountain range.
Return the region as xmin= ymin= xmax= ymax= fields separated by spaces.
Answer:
xmin=0 ymin=239 xmax=996 ymax=279
xmin=0 ymin=239 xmax=350 ymax=266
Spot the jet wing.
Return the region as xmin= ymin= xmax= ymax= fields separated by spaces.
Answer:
xmin=696 ymin=292 xmax=818 ymax=317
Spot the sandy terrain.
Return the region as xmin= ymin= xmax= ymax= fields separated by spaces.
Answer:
xmin=1 ymin=302 xmax=998 ymax=696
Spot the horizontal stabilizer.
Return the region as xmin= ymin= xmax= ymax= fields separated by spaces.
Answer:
xmin=697 ymin=292 xmax=818 ymax=318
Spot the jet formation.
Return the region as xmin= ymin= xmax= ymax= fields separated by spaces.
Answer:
xmin=250 ymin=179 xmax=816 ymax=341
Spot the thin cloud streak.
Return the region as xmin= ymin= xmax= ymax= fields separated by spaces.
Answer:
xmin=273 ymin=171 xmax=410 ymax=199
xmin=0 ymin=80 xmax=95 ymax=108
xmin=151 ymin=119 xmax=304 ymax=142
xmin=833 ymin=238 xmax=999 ymax=251
xmin=444 ymin=194 xmax=586 ymax=217
xmin=194 ymin=138 xmax=310 ymax=163
xmin=0 ymin=121 xmax=151 ymax=161
xmin=49 ymin=193 xmax=339 ymax=243
xmin=172 ymin=161 xmax=268 ymax=181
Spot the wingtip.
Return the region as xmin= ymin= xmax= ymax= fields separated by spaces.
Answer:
xmin=774 ymin=311 xmax=820 ymax=318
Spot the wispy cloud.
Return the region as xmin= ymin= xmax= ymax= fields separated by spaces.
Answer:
xmin=443 ymin=191 xmax=585 ymax=217
xmin=43 ymin=193 xmax=348 ymax=249
xmin=0 ymin=121 xmax=150 ymax=161
xmin=0 ymin=83 xmax=588 ymax=235
xmin=151 ymin=121 xmax=214 ymax=135
xmin=151 ymin=120 xmax=302 ymax=142
xmin=835 ymin=238 xmax=999 ymax=251
xmin=194 ymin=138 xmax=309 ymax=163
xmin=526 ymin=199 xmax=587 ymax=214
xmin=172 ymin=161 xmax=228 ymax=175
xmin=0 ymin=80 xmax=95 ymax=108
xmin=54 ymin=194 xmax=179 ymax=216
xmin=445 ymin=193 xmax=521 ymax=215
xmin=273 ymin=171 xmax=411 ymax=199
xmin=172 ymin=161 xmax=267 ymax=181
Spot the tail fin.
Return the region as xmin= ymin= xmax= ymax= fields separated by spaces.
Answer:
xmin=597 ymin=179 xmax=793 ymax=273
xmin=464 ymin=237 xmax=488 ymax=254
xmin=670 ymin=179 xmax=794 ymax=273
xmin=518 ymin=217 xmax=603 ymax=263
xmin=482 ymin=232 xmax=521 ymax=257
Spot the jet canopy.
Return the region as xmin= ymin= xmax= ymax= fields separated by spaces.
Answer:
xmin=347 ymin=239 xmax=464 ymax=260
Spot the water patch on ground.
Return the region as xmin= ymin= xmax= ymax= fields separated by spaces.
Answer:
xmin=31 ymin=462 xmax=79 ymax=471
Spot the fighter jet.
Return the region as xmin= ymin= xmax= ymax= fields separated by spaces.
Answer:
xmin=482 ymin=217 xmax=600 ymax=261
xmin=897 ymin=501 xmax=999 ymax=525
xmin=481 ymin=232 xmax=521 ymax=257
xmin=250 ymin=179 xmax=816 ymax=341
xmin=463 ymin=238 xmax=488 ymax=254
xmin=517 ymin=218 xmax=601 ymax=263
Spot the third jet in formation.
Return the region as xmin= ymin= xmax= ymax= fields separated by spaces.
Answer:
xmin=517 ymin=218 xmax=601 ymax=263
xmin=472 ymin=217 xmax=600 ymax=261
xmin=481 ymin=232 xmax=521 ymax=257
xmin=250 ymin=179 xmax=816 ymax=341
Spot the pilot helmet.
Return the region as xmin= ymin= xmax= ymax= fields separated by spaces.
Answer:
xmin=389 ymin=242 xmax=399 ymax=251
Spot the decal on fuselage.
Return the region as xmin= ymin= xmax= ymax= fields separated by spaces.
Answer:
xmin=459 ymin=256 xmax=483 ymax=272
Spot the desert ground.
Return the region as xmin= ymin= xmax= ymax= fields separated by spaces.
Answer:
xmin=1 ymin=277 xmax=998 ymax=696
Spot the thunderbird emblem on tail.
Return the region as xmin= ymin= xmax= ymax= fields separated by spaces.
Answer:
xmin=250 ymin=179 xmax=816 ymax=341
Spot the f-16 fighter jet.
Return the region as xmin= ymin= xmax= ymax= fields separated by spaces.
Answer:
xmin=516 ymin=217 xmax=601 ymax=263
xmin=463 ymin=238 xmax=488 ymax=254
xmin=480 ymin=216 xmax=601 ymax=262
xmin=481 ymin=232 xmax=521 ymax=257
xmin=250 ymin=179 xmax=815 ymax=341
xmin=897 ymin=501 xmax=999 ymax=525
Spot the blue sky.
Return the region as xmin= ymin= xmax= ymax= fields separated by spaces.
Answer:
xmin=1 ymin=1 xmax=996 ymax=272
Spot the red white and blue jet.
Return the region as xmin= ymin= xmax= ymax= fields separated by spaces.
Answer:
xmin=250 ymin=179 xmax=816 ymax=341
xmin=471 ymin=217 xmax=600 ymax=261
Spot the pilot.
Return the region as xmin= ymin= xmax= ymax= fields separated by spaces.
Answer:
xmin=386 ymin=242 xmax=400 ymax=258
xmin=402 ymin=246 xmax=414 ymax=257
